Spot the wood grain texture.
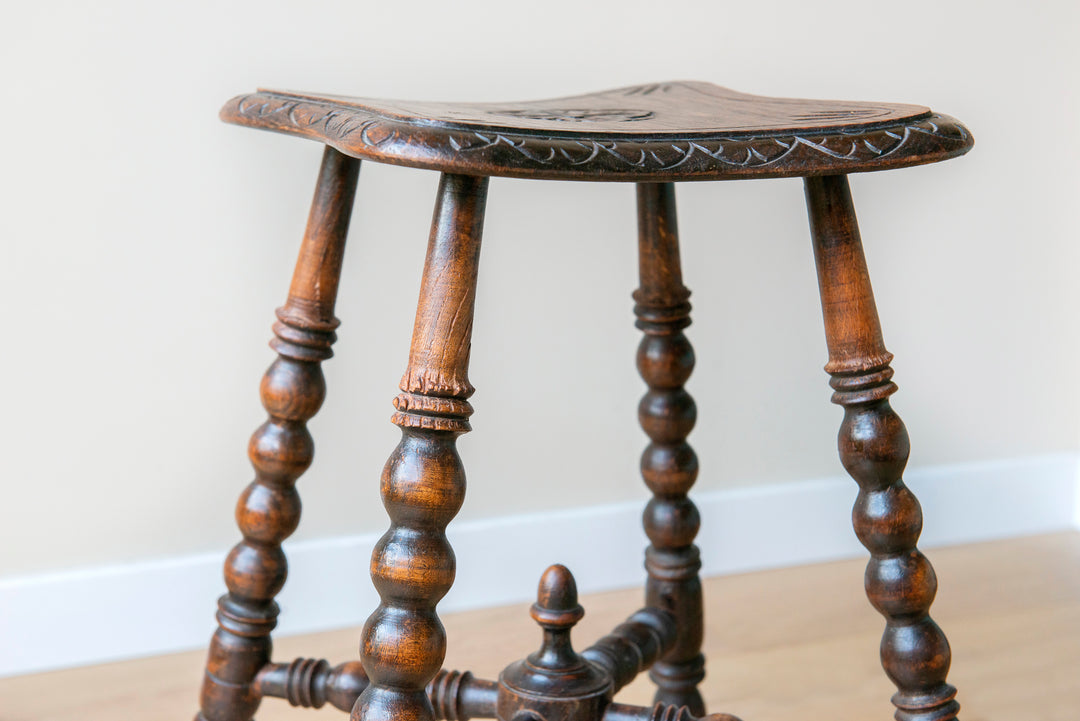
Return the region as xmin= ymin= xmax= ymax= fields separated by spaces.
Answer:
xmin=7 ymin=533 xmax=1075 ymax=721
xmin=634 ymin=183 xmax=706 ymax=714
xmin=806 ymin=175 xmax=958 ymax=721
xmin=355 ymin=174 xmax=489 ymax=721
xmin=220 ymin=82 xmax=972 ymax=181
xmin=191 ymin=80 xmax=975 ymax=721
xmin=197 ymin=146 xmax=360 ymax=721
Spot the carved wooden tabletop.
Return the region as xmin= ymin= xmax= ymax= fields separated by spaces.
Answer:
xmin=221 ymin=81 xmax=972 ymax=181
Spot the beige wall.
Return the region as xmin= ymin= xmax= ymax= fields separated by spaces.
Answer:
xmin=2 ymin=1 xmax=1078 ymax=577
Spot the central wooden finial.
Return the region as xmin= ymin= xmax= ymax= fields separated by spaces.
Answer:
xmin=498 ymin=565 xmax=611 ymax=721
xmin=528 ymin=565 xmax=586 ymax=672
xmin=532 ymin=565 xmax=584 ymax=625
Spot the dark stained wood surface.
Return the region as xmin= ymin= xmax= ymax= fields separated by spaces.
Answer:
xmin=198 ymin=147 xmax=360 ymax=721
xmin=220 ymin=82 xmax=972 ymax=181
xmin=198 ymin=80 xmax=973 ymax=721
xmin=634 ymin=184 xmax=706 ymax=714
xmin=805 ymin=175 xmax=959 ymax=721
xmin=275 ymin=82 xmax=929 ymax=135
xmin=498 ymin=565 xmax=742 ymax=721
xmin=354 ymin=174 xmax=489 ymax=721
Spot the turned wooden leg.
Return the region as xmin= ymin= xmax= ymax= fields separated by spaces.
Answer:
xmin=635 ymin=183 xmax=705 ymax=715
xmin=805 ymin=175 xmax=959 ymax=721
xmin=197 ymin=147 xmax=361 ymax=721
xmin=354 ymin=174 xmax=489 ymax=721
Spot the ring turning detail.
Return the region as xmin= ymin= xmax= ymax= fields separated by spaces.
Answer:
xmin=198 ymin=80 xmax=971 ymax=721
xmin=806 ymin=175 xmax=959 ymax=721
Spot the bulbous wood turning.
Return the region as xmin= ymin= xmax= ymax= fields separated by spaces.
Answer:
xmin=198 ymin=147 xmax=360 ymax=721
xmin=202 ymin=80 xmax=972 ymax=721
xmin=355 ymin=174 xmax=489 ymax=721
xmin=634 ymin=183 xmax=705 ymax=715
xmin=806 ymin=174 xmax=959 ymax=721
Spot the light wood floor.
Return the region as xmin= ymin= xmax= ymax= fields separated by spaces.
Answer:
xmin=3 ymin=532 xmax=1077 ymax=721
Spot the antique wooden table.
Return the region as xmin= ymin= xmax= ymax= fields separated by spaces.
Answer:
xmin=196 ymin=82 xmax=973 ymax=721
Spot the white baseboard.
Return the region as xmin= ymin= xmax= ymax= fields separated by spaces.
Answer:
xmin=2 ymin=452 xmax=1077 ymax=678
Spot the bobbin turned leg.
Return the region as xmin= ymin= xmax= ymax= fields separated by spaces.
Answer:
xmin=197 ymin=147 xmax=361 ymax=721
xmin=354 ymin=174 xmax=489 ymax=721
xmin=805 ymin=175 xmax=959 ymax=721
xmin=634 ymin=183 xmax=706 ymax=715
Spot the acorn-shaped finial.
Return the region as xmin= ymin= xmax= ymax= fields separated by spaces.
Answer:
xmin=531 ymin=564 xmax=585 ymax=630
xmin=497 ymin=564 xmax=612 ymax=721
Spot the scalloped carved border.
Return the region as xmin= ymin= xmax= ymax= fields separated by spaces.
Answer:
xmin=223 ymin=93 xmax=972 ymax=179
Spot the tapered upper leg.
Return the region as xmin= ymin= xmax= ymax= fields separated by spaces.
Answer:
xmin=805 ymin=174 xmax=958 ymax=721
xmin=198 ymin=146 xmax=361 ymax=721
xmin=354 ymin=174 xmax=489 ymax=721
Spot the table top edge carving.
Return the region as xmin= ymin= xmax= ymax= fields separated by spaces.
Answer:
xmin=219 ymin=81 xmax=973 ymax=181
